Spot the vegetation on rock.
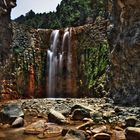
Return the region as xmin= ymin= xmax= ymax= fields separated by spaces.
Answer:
xmin=0 ymin=0 xmax=110 ymax=99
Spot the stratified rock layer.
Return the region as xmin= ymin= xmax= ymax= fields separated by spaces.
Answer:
xmin=109 ymin=0 xmax=140 ymax=106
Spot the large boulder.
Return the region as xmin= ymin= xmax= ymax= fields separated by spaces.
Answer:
xmin=12 ymin=116 xmax=24 ymax=127
xmin=71 ymin=108 xmax=90 ymax=121
xmin=125 ymin=127 xmax=140 ymax=140
xmin=0 ymin=103 xmax=24 ymax=124
xmin=24 ymin=120 xmax=47 ymax=135
xmin=48 ymin=109 xmax=67 ymax=124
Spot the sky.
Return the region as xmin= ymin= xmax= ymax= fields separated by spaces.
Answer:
xmin=11 ymin=0 xmax=62 ymax=19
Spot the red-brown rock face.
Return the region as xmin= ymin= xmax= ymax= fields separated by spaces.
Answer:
xmin=109 ymin=0 xmax=140 ymax=105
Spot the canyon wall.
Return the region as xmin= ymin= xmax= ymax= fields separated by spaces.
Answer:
xmin=10 ymin=24 xmax=78 ymax=98
xmin=0 ymin=1 xmax=108 ymax=99
xmin=109 ymin=0 xmax=140 ymax=105
xmin=0 ymin=0 xmax=16 ymax=63
xmin=1 ymin=20 xmax=107 ymax=99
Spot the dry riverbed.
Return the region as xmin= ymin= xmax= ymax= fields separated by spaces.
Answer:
xmin=0 ymin=98 xmax=140 ymax=140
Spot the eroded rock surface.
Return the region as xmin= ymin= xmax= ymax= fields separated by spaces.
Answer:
xmin=109 ymin=0 xmax=140 ymax=106
xmin=0 ymin=0 xmax=16 ymax=63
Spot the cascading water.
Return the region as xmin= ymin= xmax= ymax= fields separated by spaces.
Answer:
xmin=47 ymin=30 xmax=59 ymax=97
xmin=47 ymin=29 xmax=72 ymax=97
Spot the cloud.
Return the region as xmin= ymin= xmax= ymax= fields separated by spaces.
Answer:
xmin=11 ymin=0 xmax=62 ymax=19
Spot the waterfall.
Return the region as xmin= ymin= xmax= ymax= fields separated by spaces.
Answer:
xmin=47 ymin=30 xmax=59 ymax=97
xmin=47 ymin=29 xmax=72 ymax=97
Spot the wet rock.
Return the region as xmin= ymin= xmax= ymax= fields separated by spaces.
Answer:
xmin=125 ymin=116 xmax=138 ymax=127
xmin=93 ymin=133 xmax=110 ymax=140
xmin=125 ymin=127 xmax=140 ymax=140
xmin=71 ymin=104 xmax=93 ymax=113
xmin=12 ymin=117 xmax=24 ymax=128
xmin=37 ymin=124 xmax=62 ymax=138
xmin=0 ymin=103 xmax=24 ymax=124
xmin=76 ymin=120 xmax=94 ymax=130
xmin=48 ymin=109 xmax=67 ymax=124
xmin=91 ymin=126 xmax=107 ymax=134
xmin=64 ymin=129 xmax=86 ymax=140
xmin=113 ymin=130 xmax=126 ymax=140
xmin=71 ymin=108 xmax=90 ymax=120
xmin=24 ymin=120 xmax=47 ymax=135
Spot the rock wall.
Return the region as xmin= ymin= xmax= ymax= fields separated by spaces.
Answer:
xmin=0 ymin=0 xmax=16 ymax=63
xmin=0 ymin=1 xmax=108 ymax=99
xmin=7 ymin=20 xmax=107 ymax=99
xmin=109 ymin=0 xmax=140 ymax=105
xmin=10 ymin=24 xmax=78 ymax=98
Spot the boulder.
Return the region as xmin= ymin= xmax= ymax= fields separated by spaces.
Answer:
xmin=71 ymin=108 xmax=90 ymax=121
xmin=93 ymin=133 xmax=110 ymax=140
xmin=76 ymin=120 xmax=94 ymax=130
xmin=113 ymin=130 xmax=126 ymax=140
xmin=91 ymin=126 xmax=107 ymax=134
xmin=125 ymin=117 xmax=138 ymax=127
xmin=12 ymin=117 xmax=24 ymax=127
xmin=37 ymin=124 xmax=62 ymax=139
xmin=71 ymin=104 xmax=93 ymax=113
xmin=64 ymin=129 xmax=86 ymax=140
xmin=48 ymin=109 xmax=67 ymax=124
xmin=0 ymin=103 xmax=24 ymax=124
xmin=24 ymin=120 xmax=47 ymax=135
xmin=125 ymin=127 xmax=140 ymax=140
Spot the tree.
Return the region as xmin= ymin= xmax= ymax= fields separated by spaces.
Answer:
xmin=25 ymin=10 xmax=35 ymax=19
xmin=14 ymin=0 xmax=107 ymax=29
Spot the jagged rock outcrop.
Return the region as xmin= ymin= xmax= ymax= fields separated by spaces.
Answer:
xmin=109 ymin=0 xmax=140 ymax=106
xmin=0 ymin=0 xmax=16 ymax=63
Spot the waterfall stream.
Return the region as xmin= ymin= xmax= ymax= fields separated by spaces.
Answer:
xmin=47 ymin=29 xmax=71 ymax=97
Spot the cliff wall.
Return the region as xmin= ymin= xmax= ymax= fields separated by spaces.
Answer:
xmin=0 ymin=0 xmax=16 ymax=63
xmin=109 ymin=0 xmax=140 ymax=105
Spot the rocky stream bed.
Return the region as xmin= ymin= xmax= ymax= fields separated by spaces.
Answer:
xmin=0 ymin=98 xmax=140 ymax=140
